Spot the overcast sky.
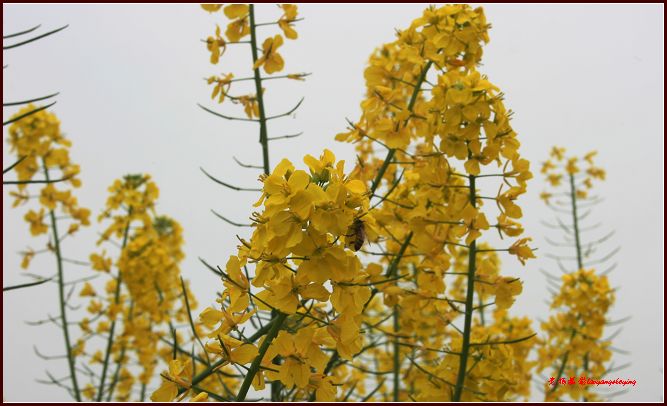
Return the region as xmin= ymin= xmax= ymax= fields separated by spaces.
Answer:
xmin=3 ymin=3 xmax=664 ymax=402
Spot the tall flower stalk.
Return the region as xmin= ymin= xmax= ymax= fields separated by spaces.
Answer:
xmin=153 ymin=3 xmax=307 ymax=401
xmin=6 ymin=106 xmax=90 ymax=401
xmin=536 ymin=148 xmax=625 ymax=401
xmin=336 ymin=4 xmax=536 ymax=401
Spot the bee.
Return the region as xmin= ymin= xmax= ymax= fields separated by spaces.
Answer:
xmin=346 ymin=218 xmax=366 ymax=252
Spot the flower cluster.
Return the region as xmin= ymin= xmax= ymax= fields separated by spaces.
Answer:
xmin=7 ymin=105 xmax=90 ymax=268
xmin=540 ymin=147 xmax=606 ymax=203
xmin=183 ymin=149 xmax=374 ymax=401
xmin=537 ymin=269 xmax=615 ymax=401
xmin=536 ymin=149 xmax=618 ymax=401
xmin=202 ymin=3 xmax=305 ymax=119
xmin=330 ymin=4 xmax=536 ymax=401
xmin=77 ymin=175 xmax=224 ymax=401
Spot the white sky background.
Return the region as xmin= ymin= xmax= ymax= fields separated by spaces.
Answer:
xmin=3 ymin=3 xmax=664 ymax=402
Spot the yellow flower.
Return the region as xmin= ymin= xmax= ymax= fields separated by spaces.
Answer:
xmin=90 ymin=252 xmax=112 ymax=272
xmin=201 ymin=4 xmax=222 ymax=13
xmin=208 ymin=73 xmax=234 ymax=103
xmin=24 ymin=209 xmax=48 ymax=236
xmin=151 ymin=381 xmax=178 ymax=402
xmin=10 ymin=190 xmax=30 ymax=207
xmin=496 ymin=214 xmax=523 ymax=237
xmin=82 ymin=384 xmax=96 ymax=400
xmin=539 ymin=191 xmax=552 ymax=204
xmin=91 ymin=350 xmax=104 ymax=363
xmin=20 ymin=249 xmax=35 ymax=269
xmin=222 ymin=255 xmax=250 ymax=312
xmin=547 ymin=173 xmax=562 ymax=186
xmin=206 ymin=25 xmax=226 ymax=64
xmin=494 ymin=277 xmax=522 ymax=309
xmin=457 ymin=205 xmax=490 ymax=245
xmin=236 ymin=94 xmax=259 ymax=119
xmin=224 ymin=4 xmax=248 ymax=19
xmin=225 ymin=15 xmax=249 ymax=42
xmin=508 ymin=238 xmax=535 ymax=265
xmin=584 ymin=150 xmax=598 ymax=164
xmin=151 ymin=359 xmax=191 ymax=402
xmin=541 ymin=160 xmax=555 ymax=174
xmin=550 ymin=146 xmax=566 ymax=161
xmin=303 ymin=149 xmax=336 ymax=182
xmin=278 ymin=4 xmax=299 ymax=40
xmin=566 ymin=157 xmax=579 ymax=174
xmin=327 ymin=313 xmax=364 ymax=360
xmin=308 ymin=374 xmax=337 ymax=401
xmin=39 ymin=184 xmax=58 ymax=210
xmin=253 ymin=35 xmax=285 ymax=74
xmin=266 ymin=328 xmax=329 ymax=389
xmin=79 ymin=282 xmax=96 ymax=297
xmin=587 ymin=166 xmax=606 ymax=180
xmin=497 ymin=186 xmax=525 ymax=219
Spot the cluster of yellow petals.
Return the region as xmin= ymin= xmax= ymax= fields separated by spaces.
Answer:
xmin=192 ymin=149 xmax=374 ymax=400
xmin=7 ymin=105 xmax=90 ymax=269
xmin=536 ymin=149 xmax=616 ymax=401
xmin=76 ymin=175 xmax=229 ymax=401
xmin=328 ymin=4 xmax=537 ymax=401
xmin=536 ymin=269 xmax=615 ymax=401
xmin=202 ymin=3 xmax=301 ymax=118
xmin=540 ymin=147 xmax=606 ymax=203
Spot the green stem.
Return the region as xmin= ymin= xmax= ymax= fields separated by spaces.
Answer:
xmin=370 ymin=149 xmax=395 ymax=195
xmin=569 ymin=174 xmax=583 ymax=270
xmin=105 ymin=347 xmax=126 ymax=401
xmin=393 ymin=304 xmax=400 ymax=401
xmin=569 ymin=173 xmax=591 ymax=401
xmin=236 ymin=312 xmax=287 ymax=401
xmin=370 ymin=60 xmax=432 ymax=196
xmin=248 ymin=4 xmax=270 ymax=176
xmin=249 ymin=7 xmax=285 ymax=399
xmin=453 ymin=173 xmax=477 ymax=402
xmin=96 ymin=210 xmax=132 ymax=401
xmin=105 ymin=300 xmax=134 ymax=401
xmin=549 ymin=329 xmax=577 ymax=395
xmin=43 ymin=164 xmax=81 ymax=402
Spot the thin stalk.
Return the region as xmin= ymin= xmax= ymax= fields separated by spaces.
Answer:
xmin=569 ymin=173 xmax=590 ymax=401
xmin=249 ymin=7 xmax=283 ymax=399
xmin=249 ymin=4 xmax=270 ymax=176
xmin=369 ymin=61 xmax=432 ymax=196
xmin=393 ymin=304 xmax=400 ymax=401
xmin=43 ymin=163 xmax=81 ymax=401
xmin=453 ymin=173 xmax=476 ymax=402
xmin=105 ymin=300 xmax=134 ymax=401
xmin=549 ymin=330 xmax=577 ymax=395
xmin=236 ymin=312 xmax=288 ymax=401
xmin=569 ymin=174 xmax=583 ymax=270
xmin=96 ymin=210 xmax=132 ymax=401
xmin=387 ymin=236 xmax=413 ymax=401
xmin=105 ymin=345 xmax=127 ymax=401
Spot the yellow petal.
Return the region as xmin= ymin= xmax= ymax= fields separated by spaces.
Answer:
xmin=223 ymin=4 xmax=248 ymax=19
xmin=151 ymin=381 xmax=178 ymax=402
xmin=232 ymin=344 xmax=259 ymax=364
xmin=345 ymin=180 xmax=366 ymax=195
